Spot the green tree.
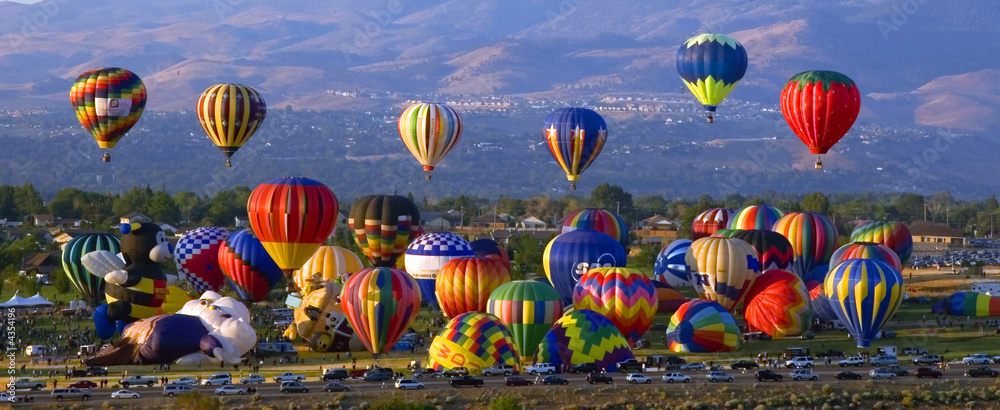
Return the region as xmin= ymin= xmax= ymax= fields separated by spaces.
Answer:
xmin=589 ymin=183 xmax=633 ymax=214
xmin=174 ymin=191 xmax=209 ymax=224
xmin=112 ymin=186 xmax=154 ymax=217
xmin=14 ymin=183 xmax=44 ymax=218
xmin=50 ymin=269 xmax=71 ymax=294
xmin=147 ymin=190 xmax=181 ymax=223
xmin=800 ymin=192 xmax=830 ymax=215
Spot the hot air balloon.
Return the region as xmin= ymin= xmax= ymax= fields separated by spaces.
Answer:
xmin=284 ymin=283 xmax=363 ymax=352
xmin=572 ymin=267 xmax=657 ymax=345
xmin=174 ymin=227 xmax=230 ymax=295
xmin=653 ymin=239 xmax=693 ymax=288
xmin=772 ymin=212 xmax=839 ymax=279
xmin=728 ymin=229 xmax=794 ymax=272
xmin=825 ymin=259 xmax=903 ymax=347
xmin=692 ymin=208 xmax=735 ymax=240
xmin=436 ymin=257 xmax=511 ymax=319
xmin=561 ymin=208 xmax=629 ymax=249
xmin=218 ymin=230 xmax=284 ymax=302
xmin=292 ymin=246 xmax=364 ymax=292
xmin=743 ymin=270 xmax=812 ymax=338
xmin=196 ymin=84 xmax=267 ymax=167
xmin=729 ymin=205 xmax=783 ymax=231
xmin=428 ymin=312 xmax=521 ymax=372
xmin=685 ymin=237 xmax=760 ymax=311
xmin=676 ymin=34 xmax=748 ymax=123
xmin=666 ymin=299 xmax=739 ymax=353
xmin=340 ymin=267 xmax=421 ymax=355
xmin=808 ymin=284 xmax=839 ymax=322
xmin=780 ymin=70 xmax=861 ymax=169
xmin=534 ymin=309 xmax=634 ymax=373
xmin=398 ymin=103 xmax=463 ymax=179
xmin=487 ymin=280 xmax=564 ymax=358
xmin=850 ymin=221 xmax=913 ymax=265
xmin=543 ymin=230 xmax=627 ymax=306
xmin=652 ymin=281 xmax=688 ymax=314
xmin=248 ymin=177 xmax=338 ymax=292
xmin=543 ymin=107 xmax=608 ymax=190
xmin=829 ymin=242 xmax=901 ymax=277
xmin=349 ymin=195 xmax=421 ymax=267
xmin=711 ymin=228 xmax=736 ymax=238
xmin=469 ymin=239 xmax=511 ymax=271
xmin=69 ymin=67 xmax=146 ymax=162
xmin=405 ymin=232 xmax=475 ymax=310
xmin=932 ymin=292 xmax=1000 ymax=316
xmin=157 ymin=286 xmax=193 ymax=315
xmin=62 ymin=234 xmax=120 ymax=307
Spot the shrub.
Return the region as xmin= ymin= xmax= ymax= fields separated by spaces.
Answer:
xmin=370 ymin=396 xmax=436 ymax=410
xmin=489 ymin=394 xmax=523 ymax=410
xmin=175 ymin=392 xmax=222 ymax=410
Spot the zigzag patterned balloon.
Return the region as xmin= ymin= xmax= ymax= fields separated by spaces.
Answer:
xmin=534 ymin=309 xmax=635 ymax=373
xmin=428 ymin=312 xmax=521 ymax=372
xmin=572 ymin=267 xmax=657 ymax=345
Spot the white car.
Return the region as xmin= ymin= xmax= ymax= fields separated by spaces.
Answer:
xmin=869 ymin=368 xmax=896 ymax=380
xmin=964 ymin=354 xmax=992 ymax=365
xmin=273 ymin=372 xmax=306 ymax=383
xmin=171 ymin=377 xmax=199 ymax=386
xmin=679 ymin=362 xmax=705 ymax=371
xmin=202 ymin=374 xmax=232 ymax=386
xmin=481 ymin=365 xmax=517 ymax=376
xmin=661 ymin=372 xmax=691 ymax=383
xmin=525 ymin=363 xmax=558 ymax=375
xmin=790 ymin=369 xmax=819 ymax=381
xmin=111 ymin=389 xmax=140 ymax=399
xmin=706 ymin=371 xmax=733 ymax=382
xmin=785 ymin=357 xmax=814 ymax=368
xmin=626 ymin=373 xmax=652 ymax=384
xmin=838 ymin=356 xmax=865 ymax=367
xmin=240 ymin=374 xmax=266 ymax=384
xmin=214 ymin=385 xmax=248 ymax=395
xmin=395 ymin=379 xmax=425 ymax=390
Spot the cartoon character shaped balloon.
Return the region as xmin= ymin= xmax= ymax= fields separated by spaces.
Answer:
xmin=62 ymin=233 xmax=120 ymax=307
xmin=572 ymin=267 xmax=657 ymax=345
xmin=543 ymin=107 xmax=608 ymax=190
xmin=349 ymin=195 xmax=421 ymax=267
xmin=196 ymin=83 xmax=267 ymax=167
xmin=676 ymin=34 xmax=748 ymax=123
xmin=487 ymin=280 xmax=564 ymax=358
xmin=70 ymin=67 xmax=146 ymax=162
xmin=781 ymin=70 xmax=860 ymax=169
xmin=340 ymin=267 xmax=422 ymax=355
xmin=666 ymin=299 xmax=739 ymax=353
xmin=398 ymin=103 xmax=463 ymax=179
xmin=825 ymin=259 xmax=903 ymax=347
xmin=405 ymin=232 xmax=475 ymax=310
xmin=534 ymin=309 xmax=634 ymax=373
xmin=561 ymin=208 xmax=629 ymax=249
xmin=654 ymin=239 xmax=693 ymax=288
xmin=284 ymin=283 xmax=362 ymax=352
xmin=293 ymin=246 xmax=364 ymax=291
xmin=218 ymin=230 xmax=283 ymax=303
xmin=174 ymin=227 xmax=230 ymax=295
xmin=743 ymin=270 xmax=812 ymax=338
xmin=686 ymin=237 xmax=761 ymax=312
xmin=543 ymin=230 xmax=627 ymax=306
xmin=428 ymin=312 xmax=521 ymax=372
xmin=437 ymin=257 xmax=510 ymax=319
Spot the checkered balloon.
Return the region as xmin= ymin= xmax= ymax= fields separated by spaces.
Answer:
xmin=174 ymin=227 xmax=230 ymax=294
xmin=405 ymin=232 xmax=474 ymax=309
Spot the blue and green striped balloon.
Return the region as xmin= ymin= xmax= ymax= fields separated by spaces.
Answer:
xmin=61 ymin=233 xmax=120 ymax=306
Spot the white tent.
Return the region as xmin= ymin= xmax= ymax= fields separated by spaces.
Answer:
xmin=24 ymin=293 xmax=54 ymax=308
xmin=0 ymin=292 xmax=33 ymax=309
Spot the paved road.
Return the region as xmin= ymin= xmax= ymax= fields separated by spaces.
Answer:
xmin=14 ymin=363 xmax=995 ymax=404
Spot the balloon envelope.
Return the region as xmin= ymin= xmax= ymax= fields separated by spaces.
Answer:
xmin=772 ymin=212 xmax=839 ymax=278
xmin=405 ymin=232 xmax=475 ymax=309
xmin=174 ymin=227 xmax=230 ymax=295
xmin=729 ymin=205 xmax=783 ymax=231
xmin=340 ymin=267 xmax=421 ymax=354
xmin=248 ymin=177 xmax=338 ymax=275
xmin=469 ymin=239 xmax=511 ymax=271
xmin=828 ymin=242 xmax=901 ymax=281
xmin=62 ymin=233 xmax=120 ymax=306
xmin=666 ymin=299 xmax=739 ymax=353
xmin=534 ymin=309 xmax=634 ymax=373
xmin=218 ymin=230 xmax=283 ymax=302
xmin=850 ymin=221 xmax=913 ymax=265
xmin=692 ymin=208 xmax=734 ymax=240
xmin=572 ymin=267 xmax=657 ymax=345
xmin=487 ymin=280 xmax=564 ymax=358
xmin=543 ymin=107 xmax=607 ymax=189
xmin=728 ymin=229 xmax=794 ymax=273
xmin=743 ymin=270 xmax=812 ymax=338
xmin=196 ymin=83 xmax=267 ymax=166
xmin=69 ymin=67 xmax=146 ymax=155
xmin=654 ymin=239 xmax=693 ymax=288
xmin=428 ymin=312 xmax=521 ymax=372
xmin=349 ymin=195 xmax=421 ymax=267
xmin=686 ymin=237 xmax=761 ymax=311
xmin=676 ymin=34 xmax=748 ymax=116
xmin=437 ymin=257 xmax=511 ymax=319
xmin=825 ymin=259 xmax=903 ymax=347
xmin=290 ymin=283 xmax=362 ymax=352
xmin=932 ymin=292 xmax=1000 ymax=316
xmin=781 ymin=70 xmax=860 ymax=155
xmin=543 ymin=230 xmax=627 ymax=306
xmin=561 ymin=208 xmax=629 ymax=249
xmin=398 ymin=103 xmax=463 ymax=178
xmin=293 ymin=246 xmax=364 ymax=291
xmin=652 ymin=281 xmax=688 ymax=314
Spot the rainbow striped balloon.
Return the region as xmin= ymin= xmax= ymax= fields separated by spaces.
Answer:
xmin=534 ymin=309 xmax=634 ymax=372
xmin=728 ymin=204 xmax=784 ymax=231
xmin=829 ymin=242 xmax=901 ymax=274
xmin=932 ymin=292 xmax=1000 ymax=316
xmin=772 ymin=212 xmax=839 ymax=279
xmin=561 ymin=208 xmax=629 ymax=249
xmin=398 ymin=103 xmax=463 ymax=179
xmin=340 ymin=267 xmax=422 ymax=354
xmin=743 ymin=270 xmax=812 ymax=338
xmin=850 ymin=221 xmax=913 ymax=265
xmin=437 ymin=257 xmax=511 ymax=319
xmin=572 ymin=267 xmax=657 ymax=345
xmin=428 ymin=312 xmax=521 ymax=372
xmin=487 ymin=280 xmax=563 ymax=358
xmin=825 ymin=259 xmax=903 ymax=347
xmin=666 ymin=299 xmax=739 ymax=353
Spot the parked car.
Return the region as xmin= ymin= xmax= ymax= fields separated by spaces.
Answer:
xmin=214 ymin=385 xmax=248 ymax=395
xmin=50 ymin=388 xmax=91 ymax=402
xmin=992 ymin=355 xmax=1000 ymax=364
xmin=525 ymin=363 xmax=558 ymax=375
xmin=966 ymin=366 xmax=1000 ymax=378
xmin=323 ymin=382 xmax=351 ymax=392
xmin=913 ymin=354 xmax=942 ymax=366
xmin=171 ymin=377 xmax=199 ymax=387
xmin=662 ymin=372 xmax=691 ymax=383
xmin=279 ymin=381 xmax=310 ymax=393
xmin=119 ymin=375 xmax=157 ymax=388
xmin=785 ymin=357 xmax=814 ymax=368
xmin=202 ymin=373 xmax=232 ymax=386
xmin=915 ymin=367 xmax=943 ymax=379
xmin=450 ymin=375 xmax=484 ymax=388
xmin=442 ymin=367 xmax=470 ymax=378
xmin=395 ymin=379 xmax=425 ymax=390
xmin=730 ymin=360 xmax=759 ymax=370
xmin=662 ymin=356 xmax=688 ymax=370
xmin=110 ymin=389 xmax=139 ymax=399
xmin=964 ymin=354 xmax=992 ymax=365
xmin=680 ymin=362 xmax=705 ymax=371
xmin=838 ymin=356 xmax=865 ymax=367
xmin=790 ymin=369 xmax=818 ymax=381
xmin=587 ymin=372 xmax=613 ymax=384
xmin=706 ymin=371 xmax=733 ymax=382
xmin=617 ymin=359 xmax=646 ymax=373
xmin=836 ymin=371 xmax=863 ymax=380
xmin=412 ymin=368 xmax=442 ymax=378
xmin=901 ymin=347 xmax=928 ymax=356
xmin=240 ymin=374 xmax=266 ymax=384
xmin=481 ymin=364 xmax=517 ymax=376
xmin=571 ymin=362 xmax=600 ymax=374
xmin=799 ymin=331 xmax=815 ymax=340
xmin=626 ymin=373 xmax=652 ymax=384
xmin=869 ymin=368 xmax=897 ymax=380
xmin=87 ymin=366 xmax=108 ymax=376
xmin=362 ymin=372 xmax=391 ymax=382
xmin=504 ymin=376 xmax=534 ymax=386
xmin=273 ymin=372 xmax=306 ymax=383
xmin=884 ymin=365 xmax=909 ymax=376
xmin=869 ymin=355 xmax=899 ymax=366
xmin=755 ymin=369 xmax=783 ymax=382
xmin=542 ymin=375 xmax=569 ymax=385
xmin=162 ymin=384 xmax=194 ymax=397
xmin=322 ymin=369 xmax=349 ymax=381
xmin=68 ymin=381 xmax=97 ymax=389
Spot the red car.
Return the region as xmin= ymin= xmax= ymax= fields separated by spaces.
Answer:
xmin=68 ymin=380 xmax=97 ymax=389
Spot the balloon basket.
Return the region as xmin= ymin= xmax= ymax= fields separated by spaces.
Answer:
xmin=814 ymin=158 xmax=823 ymax=170
xmin=707 ymin=115 xmax=714 ymax=124
xmin=102 ymin=152 xmax=110 ymax=162
xmin=569 ymin=182 xmax=576 ymax=191
xmin=425 ymin=171 xmax=432 ymax=180
xmin=225 ymin=160 xmax=232 ymax=168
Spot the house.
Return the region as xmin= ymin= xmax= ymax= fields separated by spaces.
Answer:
xmin=32 ymin=214 xmax=54 ymax=227
xmin=234 ymin=216 xmax=250 ymax=229
xmin=471 ymin=213 xmax=507 ymax=229
xmin=422 ymin=210 xmax=463 ymax=229
xmin=20 ymin=252 xmax=58 ymax=275
xmin=909 ymin=221 xmax=966 ymax=247
xmin=640 ymin=214 xmax=677 ymax=231
xmin=335 ymin=212 xmax=349 ymax=229
xmin=156 ymin=222 xmax=178 ymax=236
xmin=120 ymin=212 xmax=152 ymax=225
xmin=54 ymin=218 xmax=86 ymax=229
xmin=516 ymin=214 xmax=547 ymax=230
